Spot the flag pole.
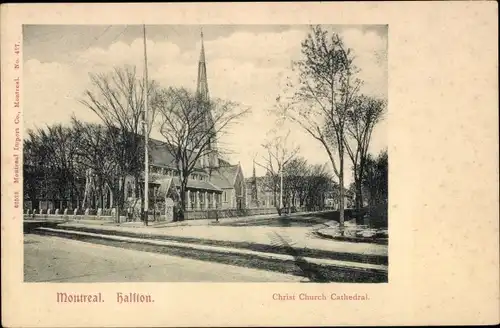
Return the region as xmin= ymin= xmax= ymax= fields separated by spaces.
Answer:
xmin=143 ymin=24 xmax=149 ymax=226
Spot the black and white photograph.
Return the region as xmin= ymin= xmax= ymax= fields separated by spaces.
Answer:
xmin=22 ymin=24 xmax=388 ymax=283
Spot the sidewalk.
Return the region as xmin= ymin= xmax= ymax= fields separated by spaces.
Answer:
xmin=60 ymin=209 xmax=340 ymax=228
xmin=59 ymin=221 xmax=388 ymax=257
xmin=38 ymin=226 xmax=387 ymax=274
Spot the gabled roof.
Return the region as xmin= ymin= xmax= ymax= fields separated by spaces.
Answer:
xmin=209 ymin=164 xmax=241 ymax=189
xmin=149 ymin=139 xmax=177 ymax=168
xmin=148 ymin=138 xmax=234 ymax=172
xmin=150 ymin=175 xmax=222 ymax=192
xmin=148 ymin=138 xmax=208 ymax=170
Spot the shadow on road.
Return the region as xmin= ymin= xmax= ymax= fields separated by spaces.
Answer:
xmin=23 ymin=220 xmax=66 ymax=234
xmin=269 ymin=231 xmax=330 ymax=283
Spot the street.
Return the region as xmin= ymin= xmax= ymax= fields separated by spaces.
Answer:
xmin=24 ymin=234 xmax=305 ymax=283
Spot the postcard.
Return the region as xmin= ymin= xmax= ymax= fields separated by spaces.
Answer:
xmin=1 ymin=2 xmax=498 ymax=327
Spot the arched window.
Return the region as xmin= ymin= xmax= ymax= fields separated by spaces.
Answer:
xmin=127 ymin=182 xmax=132 ymax=198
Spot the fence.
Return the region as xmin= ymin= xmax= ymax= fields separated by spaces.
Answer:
xmin=23 ymin=207 xmax=122 ymax=221
xmin=23 ymin=205 xmax=348 ymax=222
xmin=184 ymin=207 xmax=278 ymax=220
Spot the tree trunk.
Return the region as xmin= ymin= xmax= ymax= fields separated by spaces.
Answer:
xmin=355 ymin=178 xmax=363 ymax=210
xmin=116 ymin=176 xmax=125 ymax=223
xmin=100 ymin=184 xmax=104 ymax=210
xmin=178 ymin=179 xmax=187 ymax=222
xmin=339 ymin=139 xmax=345 ymax=234
xmin=274 ymin=189 xmax=281 ymax=216
xmin=358 ymin=157 xmax=366 ymax=209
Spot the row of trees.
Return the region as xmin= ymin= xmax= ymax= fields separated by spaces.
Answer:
xmin=281 ymin=158 xmax=336 ymax=211
xmin=23 ymin=118 xmax=140 ymax=214
xmin=276 ymin=25 xmax=387 ymax=229
xmin=24 ymin=66 xmax=249 ymax=222
xmin=254 ymin=130 xmax=337 ymax=214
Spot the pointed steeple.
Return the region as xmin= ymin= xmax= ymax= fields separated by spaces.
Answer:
xmin=251 ymin=159 xmax=259 ymax=207
xmin=197 ymin=28 xmax=209 ymax=101
xmin=199 ymin=29 xmax=206 ymax=63
xmin=196 ymin=28 xmax=218 ymax=169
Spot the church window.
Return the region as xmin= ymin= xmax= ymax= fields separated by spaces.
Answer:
xmin=207 ymin=193 xmax=213 ymax=208
xmin=190 ymin=192 xmax=195 ymax=206
xmin=127 ymin=182 xmax=132 ymax=198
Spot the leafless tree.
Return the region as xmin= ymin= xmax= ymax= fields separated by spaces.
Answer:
xmin=79 ymin=65 xmax=157 ymax=222
xmin=71 ymin=117 xmax=119 ymax=210
xmin=282 ymin=157 xmax=308 ymax=208
xmin=276 ymin=25 xmax=361 ymax=230
xmin=23 ymin=124 xmax=83 ymax=211
xmin=152 ymin=87 xmax=250 ymax=219
xmin=255 ymin=130 xmax=299 ymax=215
xmin=344 ymin=95 xmax=386 ymax=209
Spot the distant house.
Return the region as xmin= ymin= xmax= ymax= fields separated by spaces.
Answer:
xmin=324 ymin=188 xmax=354 ymax=209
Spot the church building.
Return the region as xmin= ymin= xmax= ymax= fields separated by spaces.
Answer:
xmin=123 ymin=31 xmax=247 ymax=217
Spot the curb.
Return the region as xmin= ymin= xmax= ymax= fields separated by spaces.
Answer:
xmin=313 ymin=230 xmax=388 ymax=245
xmin=37 ymin=227 xmax=388 ymax=275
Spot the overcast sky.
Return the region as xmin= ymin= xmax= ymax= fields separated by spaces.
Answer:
xmin=23 ymin=24 xmax=387 ymax=184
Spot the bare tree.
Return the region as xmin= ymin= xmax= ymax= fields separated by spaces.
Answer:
xmin=304 ymin=163 xmax=334 ymax=211
xmin=23 ymin=125 xmax=83 ymax=211
xmin=282 ymin=157 xmax=308 ymax=208
xmin=71 ymin=117 xmax=119 ymax=210
xmin=362 ymin=149 xmax=388 ymax=227
xmin=153 ymin=87 xmax=250 ymax=219
xmin=255 ymin=130 xmax=299 ymax=215
xmin=79 ymin=66 xmax=157 ymax=222
xmin=277 ymin=25 xmax=361 ymax=230
xmin=363 ymin=149 xmax=388 ymax=209
xmin=344 ymin=95 xmax=386 ymax=209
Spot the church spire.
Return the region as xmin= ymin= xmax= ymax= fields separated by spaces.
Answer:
xmin=196 ymin=28 xmax=218 ymax=169
xmin=199 ymin=28 xmax=206 ymax=63
xmin=197 ymin=28 xmax=209 ymax=101
xmin=251 ymin=159 xmax=259 ymax=207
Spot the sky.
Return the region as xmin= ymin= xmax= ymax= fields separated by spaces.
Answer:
xmin=23 ymin=24 xmax=387 ymax=185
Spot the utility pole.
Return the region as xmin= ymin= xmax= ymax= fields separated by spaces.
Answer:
xmin=279 ymin=164 xmax=283 ymax=211
xmin=143 ymin=24 xmax=149 ymax=226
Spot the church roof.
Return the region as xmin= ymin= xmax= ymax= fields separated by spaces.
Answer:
xmin=149 ymin=138 xmax=177 ymax=168
xmin=149 ymin=175 xmax=222 ymax=192
xmin=209 ymin=164 xmax=241 ymax=189
xmin=149 ymin=138 xmax=209 ymax=171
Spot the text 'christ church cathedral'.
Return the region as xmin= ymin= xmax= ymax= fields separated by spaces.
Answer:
xmin=128 ymin=31 xmax=248 ymax=215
